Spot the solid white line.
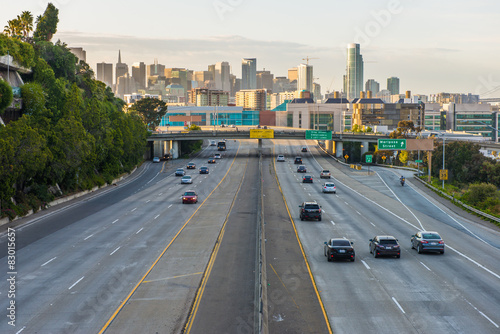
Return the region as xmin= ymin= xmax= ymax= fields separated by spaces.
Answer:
xmin=131 ymin=207 xmax=137 ymax=212
xmin=392 ymin=297 xmax=406 ymax=314
xmin=41 ymin=257 xmax=57 ymax=266
xmin=361 ymin=260 xmax=371 ymax=270
xmin=110 ymin=247 xmax=120 ymax=255
xmin=136 ymin=228 xmax=144 ymax=234
xmin=112 ymin=219 xmax=119 ymax=224
xmin=168 ymin=204 xmax=173 ymax=208
xmin=69 ymin=276 xmax=84 ymax=290
xmin=84 ymin=234 xmax=94 ymax=240
xmin=15 ymin=326 xmax=26 ymax=334
xmin=154 ymin=214 xmax=160 ymax=220
xmin=330 ymin=220 xmax=335 ymax=226
xmin=419 ymin=261 xmax=431 ymax=271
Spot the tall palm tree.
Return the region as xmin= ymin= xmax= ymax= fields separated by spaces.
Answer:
xmin=3 ymin=18 xmax=21 ymax=37
xmin=18 ymin=11 xmax=34 ymax=38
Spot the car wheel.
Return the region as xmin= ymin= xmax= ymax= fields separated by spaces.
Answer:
xmin=369 ymin=246 xmax=372 ymax=254
xmin=300 ymin=215 xmax=304 ymax=221
xmin=396 ymin=255 xmax=401 ymax=258
xmin=351 ymin=257 xmax=355 ymax=262
xmin=440 ymin=250 xmax=445 ymax=254
xmin=373 ymin=250 xmax=378 ymax=258
xmin=318 ymin=216 xmax=322 ymax=221
xmin=411 ymin=241 xmax=414 ymax=249
xmin=417 ymin=244 xmax=423 ymax=254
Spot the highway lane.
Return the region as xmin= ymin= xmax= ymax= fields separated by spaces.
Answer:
xmin=273 ymin=139 xmax=500 ymax=333
xmin=0 ymin=141 xmax=237 ymax=333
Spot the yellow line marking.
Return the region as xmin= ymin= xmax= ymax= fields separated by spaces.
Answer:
xmin=272 ymin=142 xmax=333 ymax=334
xmin=99 ymin=142 xmax=242 ymax=334
xmin=184 ymin=150 xmax=248 ymax=333
xmin=143 ymin=272 xmax=203 ymax=283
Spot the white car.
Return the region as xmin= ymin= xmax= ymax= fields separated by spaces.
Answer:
xmin=210 ymin=140 xmax=216 ymax=146
xmin=181 ymin=175 xmax=193 ymax=184
xmin=320 ymin=169 xmax=331 ymax=178
xmin=152 ymin=157 xmax=160 ymax=163
xmin=322 ymin=182 xmax=336 ymax=193
xmin=277 ymin=155 xmax=285 ymax=162
xmin=214 ymin=153 xmax=221 ymax=159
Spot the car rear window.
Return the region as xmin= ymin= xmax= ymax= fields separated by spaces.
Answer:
xmin=331 ymin=240 xmax=350 ymax=246
xmin=423 ymin=233 xmax=440 ymax=239
xmin=380 ymin=239 xmax=397 ymax=245
xmin=325 ymin=183 xmax=334 ymax=187
xmin=322 ymin=170 xmax=330 ymax=173
xmin=304 ymin=204 xmax=319 ymax=210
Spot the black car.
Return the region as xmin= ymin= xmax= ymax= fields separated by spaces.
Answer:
xmin=411 ymin=231 xmax=445 ymax=254
xmin=187 ymin=162 xmax=196 ymax=169
xmin=324 ymin=238 xmax=355 ymax=262
xmin=301 ymin=146 xmax=308 ymax=152
xmin=369 ymin=236 xmax=401 ymax=258
xmin=302 ymin=175 xmax=313 ymax=183
xmin=294 ymin=157 xmax=303 ymax=164
xmin=297 ymin=165 xmax=307 ymax=173
xmin=299 ymin=201 xmax=321 ymax=221
xmin=199 ymin=166 xmax=209 ymax=174
xmin=208 ymin=158 xmax=216 ymax=164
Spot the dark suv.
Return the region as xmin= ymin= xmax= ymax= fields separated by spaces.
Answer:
xmin=294 ymin=157 xmax=302 ymax=164
xmin=369 ymin=235 xmax=401 ymax=258
xmin=299 ymin=201 xmax=322 ymax=221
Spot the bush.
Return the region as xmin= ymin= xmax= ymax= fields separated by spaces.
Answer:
xmin=0 ymin=79 xmax=13 ymax=113
xmin=462 ymin=183 xmax=498 ymax=206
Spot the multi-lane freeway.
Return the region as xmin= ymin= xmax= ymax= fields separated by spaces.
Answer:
xmin=1 ymin=139 xmax=500 ymax=334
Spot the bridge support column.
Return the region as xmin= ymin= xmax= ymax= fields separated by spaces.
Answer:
xmin=326 ymin=140 xmax=334 ymax=155
xmin=258 ymin=139 xmax=262 ymax=156
xmin=335 ymin=141 xmax=343 ymax=158
xmin=361 ymin=141 xmax=369 ymax=157
xmin=153 ymin=140 xmax=163 ymax=158
xmin=171 ymin=140 xmax=180 ymax=159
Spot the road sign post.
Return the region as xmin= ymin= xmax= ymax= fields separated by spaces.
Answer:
xmin=366 ymin=155 xmax=372 ymax=174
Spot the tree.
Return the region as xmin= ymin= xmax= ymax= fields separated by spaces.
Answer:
xmin=18 ymin=11 xmax=34 ymax=39
xmin=129 ymin=97 xmax=167 ymax=131
xmin=3 ymin=18 xmax=21 ymax=37
xmin=34 ymin=3 xmax=59 ymax=41
xmin=398 ymin=150 xmax=409 ymax=164
xmin=0 ymin=79 xmax=13 ymax=114
xmin=390 ymin=120 xmax=415 ymax=139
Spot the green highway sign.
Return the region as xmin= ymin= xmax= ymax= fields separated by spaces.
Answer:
xmin=415 ymin=159 xmax=423 ymax=163
xmin=378 ymin=139 xmax=407 ymax=150
xmin=365 ymin=155 xmax=373 ymax=163
xmin=305 ymin=130 xmax=332 ymax=140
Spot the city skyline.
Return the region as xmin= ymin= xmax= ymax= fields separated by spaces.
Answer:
xmin=2 ymin=0 xmax=500 ymax=97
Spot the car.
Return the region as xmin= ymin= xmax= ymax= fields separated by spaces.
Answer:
xmin=369 ymin=236 xmax=401 ymax=258
xmin=208 ymin=158 xmax=216 ymax=164
xmin=182 ymin=191 xmax=198 ymax=204
xmin=210 ymin=140 xmax=216 ymax=146
xmin=411 ymin=231 xmax=445 ymax=254
xmin=303 ymin=175 xmax=313 ymax=183
xmin=294 ymin=157 xmax=303 ymax=164
xmin=322 ymin=182 xmax=336 ymax=193
xmin=214 ymin=153 xmax=221 ymax=159
xmin=152 ymin=157 xmax=160 ymax=163
xmin=230 ymin=124 xmax=236 ymax=128
xmin=175 ymin=168 xmax=185 ymax=176
xmin=181 ymin=175 xmax=193 ymax=184
xmin=187 ymin=162 xmax=196 ymax=169
xmin=199 ymin=166 xmax=209 ymax=174
xmin=299 ymin=201 xmax=322 ymax=221
xmin=297 ymin=165 xmax=307 ymax=173
xmin=301 ymin=146 xmax=308 ymax=152
xmin=324 ymin=238 xmax=355 ymax=262
xmin=277 ymin=155 xmax=285 ymax=162
xmin=320 ymin=169 xmax=331 ymax=178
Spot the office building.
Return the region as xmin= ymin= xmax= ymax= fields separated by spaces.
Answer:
xmin=313 ymin=83 xmax=322 ymax=102
xmin=188 ymin=88 xmax=229 ymax=106
xmin=288 ymin=67 xmax=298 ymax=82
xmin=297 ymin=63 xmax=313 ymax=93
xmin=158 ymin=106 xmax=259 ymax=127
xmin=96 ymin=62 xmax=113 ymax=87
xmin=214 ymin=61 xmax=231 ymax=92
xmin=257 ymin=70 xmax=274 ymax=91
xmin=344 ymin=43 xmax=364 ymax=100
xmin=115 ymin=50 xmax=128 ymax=86
xmin=69 ymin=47 xmax=86 ymax=63
xmin=230 ymin=74 xmax=241 ymax=97
xmin=115 ymin=73 xmax=136 ymax=99
xmin=132 ymin=62 xmax=146 ymax=90
xmin=365 ymin=79 xmax=380 ymax=94
xmin=387 ymin=77 xmax=400 ymax=95
xmin=242 ymin=58 xmax=257 ymax=90
xmin=236 ymin=89 xmax=267 ymax=111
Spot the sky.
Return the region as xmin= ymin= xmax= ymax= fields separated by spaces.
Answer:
xmin=2 ymin=0 xmax=500 ymax=97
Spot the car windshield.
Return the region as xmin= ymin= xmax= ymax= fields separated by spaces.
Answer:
xmin=331 ymin=240 xmax=350 ymax=246
xmin=184 ymin=192 xmax=195 ymax=196
xmin=177 ymin=169 xmax=183 ymax=171
xmin=380 ymin=239 xmax=398 ymax=245
xmin=423 ymin=233 xmax=441 ymax=239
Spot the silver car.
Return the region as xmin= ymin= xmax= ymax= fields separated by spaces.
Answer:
xmin=411 ymin=231 xmax=445 ymax=254
xmin=277 ymin=155 xmax=285 ymax=162
xmin=322 ymin=182 xmax=336 ymax=193
xmin=181 ymin=175 xmax=193 ymax=184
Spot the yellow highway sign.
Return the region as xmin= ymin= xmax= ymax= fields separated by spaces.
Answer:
xmin=250 ymin=129 xmax=274 ymax=139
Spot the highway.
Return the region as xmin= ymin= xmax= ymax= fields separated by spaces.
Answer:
xmin=0 ymin=138 xmax=499 ymax=333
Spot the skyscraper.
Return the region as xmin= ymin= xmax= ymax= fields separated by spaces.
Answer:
xmin=365 ymin=79 xmax=380 ymax=94
xmin=297 ymin=63 xmax=313 ymax=92
xmin=242 ymin=58 xmax=257 ymax=90
xmin=215 ymin=61 xmax=231 ymax=92
xmin=344 ymin=43 xmax=364 ymax=100
xmin=132 ymin=62 xmax=146 ymax=90
xmin=257 ymin=70 xmax=274 ymax=91
xmin=115 ymin=50 xmax=128 ymax=86
xmin=96 ymin=62 xmax=113 ymax=87
xmin=387 ymin=77 xmax=400 ymax=95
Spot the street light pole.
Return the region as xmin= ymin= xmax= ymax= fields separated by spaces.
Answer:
xmin=442 ymin=136 xmax=445 ymax=189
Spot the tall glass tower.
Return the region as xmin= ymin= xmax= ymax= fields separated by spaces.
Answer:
xmin=387 ymin=77 xmax=400 ymax=95
xmin=242 ymin=58 xmax=257 ymax=90
xmin=345 ymin=43 xmax=364 ymax=100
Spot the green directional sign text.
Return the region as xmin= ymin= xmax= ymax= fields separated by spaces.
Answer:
xmin=378 ymin=139 xmax=407 ymax=150
xmin=305 ymin=130 xmax=332 ymax=140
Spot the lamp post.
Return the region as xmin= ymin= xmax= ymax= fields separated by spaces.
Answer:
xmin=442 ymin=136 xmax=445 ymax=189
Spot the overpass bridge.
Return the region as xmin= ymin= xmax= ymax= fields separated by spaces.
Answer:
xmin=147 ymin=128 xmax=500 ymax=160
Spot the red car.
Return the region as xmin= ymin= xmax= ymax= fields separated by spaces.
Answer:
xmin=182 ymin=191 xmax=198 ymax=204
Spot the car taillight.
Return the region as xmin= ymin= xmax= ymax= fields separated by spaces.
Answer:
xmin=421 ymin=240 xmax=428 ymax=244
xmin=394 ymin=245 xmax=400 ymax=248
xmin=438 ymin=241 xmax=444 ymax=244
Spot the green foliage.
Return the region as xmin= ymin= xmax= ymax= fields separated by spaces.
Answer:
xmin=398 ymin=150 xmax=409 ymax=164
xmin=36 ymin=40 xmax=77 ymax=81
xmin=129 ymin=97 xmax=167 ymax=131
xmin=390 ymin=120 xmax=416 ymax=139
xmin=462 ymin=183 xmax=499 ymax=206
xmin=0 ymin=79 xmax=13 ymax=113
xmin=20 ymin=82 xmax=46 ymax=116
xmin=189 ymin=124 xmax=202 ymax=131
xmin=34 ymin=3 xmax=59 ymax=41
xmin=0 ymin=32 xmax=36 ymax=67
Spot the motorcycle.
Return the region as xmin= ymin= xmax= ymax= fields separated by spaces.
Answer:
xmin=400 ymin=178 xmax=405 ymax=186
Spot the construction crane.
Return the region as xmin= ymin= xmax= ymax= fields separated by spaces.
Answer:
xmin=302 ymin=56 xmax=319 ymax=65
